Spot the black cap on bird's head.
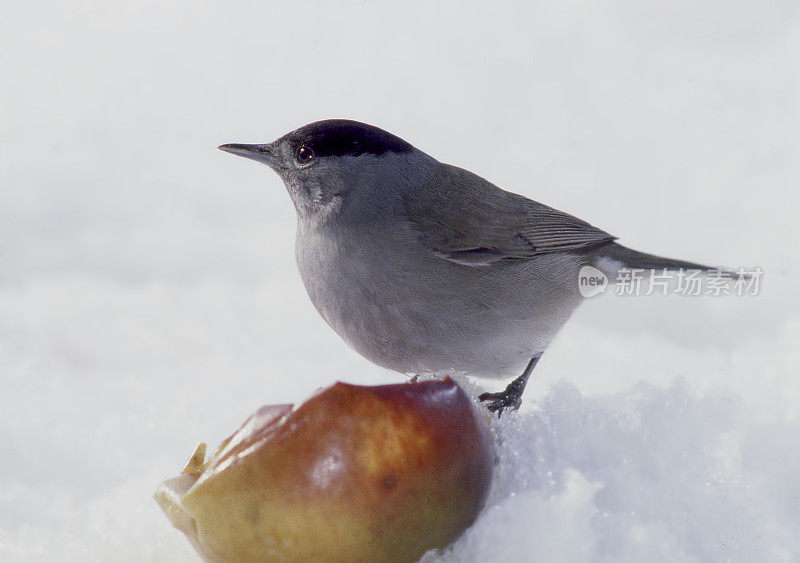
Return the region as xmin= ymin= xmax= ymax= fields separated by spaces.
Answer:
xmin=218 ymin=119 xmax=413 ymax=168
xmin=284 ymin=119 xmax=414 ymax=158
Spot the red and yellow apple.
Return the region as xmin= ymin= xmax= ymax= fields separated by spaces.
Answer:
xmin=155 ymin=379 xmax=495 ymax=562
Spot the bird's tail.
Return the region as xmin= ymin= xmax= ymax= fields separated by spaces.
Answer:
xmin=592 ymin=242 xmax=741 ymax=279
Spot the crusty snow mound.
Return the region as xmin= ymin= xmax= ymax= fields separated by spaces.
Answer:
xmin=428 ymin=378 xmax=800 ymax=562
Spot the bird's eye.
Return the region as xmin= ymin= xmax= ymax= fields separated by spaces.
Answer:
xmin=295 ymin=145 xmax=314 ymax=164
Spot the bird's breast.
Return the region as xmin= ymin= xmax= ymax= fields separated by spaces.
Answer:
xmin=294 ymin=222 xmax=583 ymax=377
xmin=295 ymin=223 xmax=423 ymax=366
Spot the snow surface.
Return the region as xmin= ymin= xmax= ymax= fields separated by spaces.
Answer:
xmin=2 ymin=1 xmax=799 ymax=561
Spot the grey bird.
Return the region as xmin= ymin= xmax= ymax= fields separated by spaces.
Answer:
xmin=220 ymin=119 xmax=724 ymax=414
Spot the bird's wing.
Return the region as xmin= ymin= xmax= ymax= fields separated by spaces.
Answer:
xmin=405 ymin=164 xmax=616 ymax=266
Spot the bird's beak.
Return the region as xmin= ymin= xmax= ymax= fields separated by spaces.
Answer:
xmin=218 ymin=143 xmax=279 ymax=167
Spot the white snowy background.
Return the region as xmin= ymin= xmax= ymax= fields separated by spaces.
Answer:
xmin=2 ymin=1 xmax=799 ymax=561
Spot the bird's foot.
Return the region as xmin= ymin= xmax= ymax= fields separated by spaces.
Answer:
xmin=478 ymin=356 xmax=540 ymax=417
xmin=479 ymin=387 xmax=523 ymax=416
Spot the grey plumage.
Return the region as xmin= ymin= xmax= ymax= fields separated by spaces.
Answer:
xmin=220 ymin=119 xmax=725 ymax=411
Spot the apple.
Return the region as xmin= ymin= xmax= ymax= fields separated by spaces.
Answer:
xmin=155 ymin=378 xmax=495 ymax=562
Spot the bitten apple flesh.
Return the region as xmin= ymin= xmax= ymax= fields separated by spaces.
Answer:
xmin=155 ymin=379 xmax=495 ymax=562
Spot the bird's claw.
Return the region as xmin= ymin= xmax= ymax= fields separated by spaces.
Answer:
xmin=478 ymin=390 xmax=522 ymax=417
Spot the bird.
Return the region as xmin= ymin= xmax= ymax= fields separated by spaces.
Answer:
xmin=220 ymin=119 xmax=729 ymax=414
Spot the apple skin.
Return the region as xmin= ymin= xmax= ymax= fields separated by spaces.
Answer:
xmin=156 ymin=379 xmax=495 ymax=562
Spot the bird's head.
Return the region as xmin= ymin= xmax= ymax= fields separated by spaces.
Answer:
xmin=220 ymin=119 xmax=427 ymax=223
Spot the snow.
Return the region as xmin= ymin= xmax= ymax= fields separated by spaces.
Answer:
xmin=1 ymin=1 xmax=798 ymax=561
xmin=433 ymin=372 xmax=800 ymax=561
